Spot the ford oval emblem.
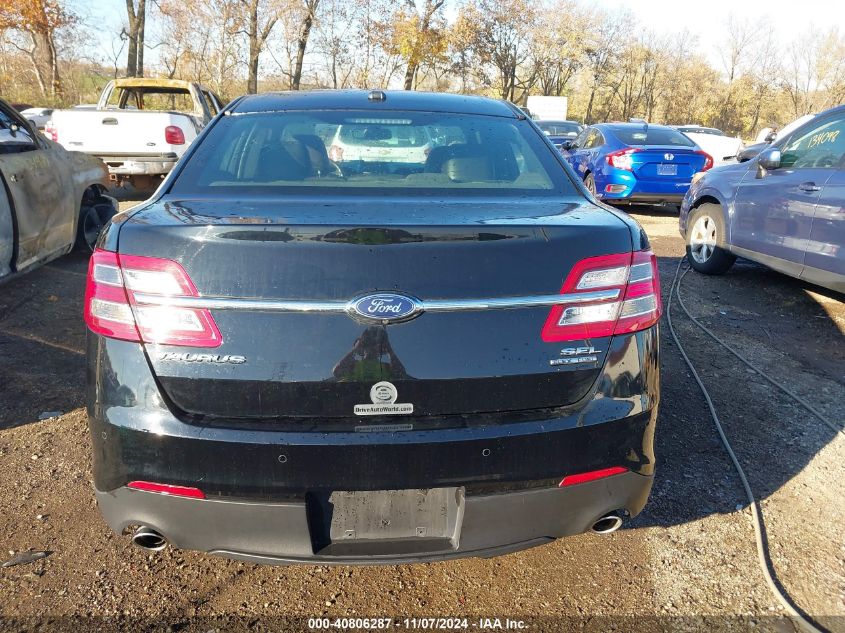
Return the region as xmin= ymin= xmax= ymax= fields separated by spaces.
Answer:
xmin=349 ymin=293 xmax=421 ymax=323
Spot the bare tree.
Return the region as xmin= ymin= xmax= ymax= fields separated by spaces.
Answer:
xmin=715 ymin=16 xmax=755 ymax=129
xmin=582 ymin=10 xmax=627 ymax=123
xmin=242 ymin=0 xmax=281 ymax=93
xmin=124 ymin=0 xmax=145 ymax=76
xmin=291 ymin=0 xmax=320 ymax=89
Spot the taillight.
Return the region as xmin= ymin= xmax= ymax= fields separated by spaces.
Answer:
xmin=84 ymin=249 xmax=222 ymax=347
xmin=606 ymin=148 xmax=640 ymax=171
xmin=164 ymin=125 xmax=185 ymax=145
xmin=541 ymin=250 xmax=662 ymax=342
xmin=328 ymin=144 xmax=344 ymax=162
xmin=44 ymin=121 xmax=58 ymax=142
xmin=127 ymin=481 xmax=206 ymax=499
xmin=696 ymin=150 xmax=714 ymax=171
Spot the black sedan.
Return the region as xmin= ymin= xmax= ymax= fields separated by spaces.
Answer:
xmin=85 ymin=90 xmax=661 ymax=564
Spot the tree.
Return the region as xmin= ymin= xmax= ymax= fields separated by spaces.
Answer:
xmin=715 ymin=16 xmax=756 ymax=130
xmin=156 ymin=0 xmax=242 ymax=95
xmin=0 ymin=0 xmax=74 ymax=98
xmin=530 ymin=1 xmax=587 ymax=97
xmin=459 ymin=0 xmax=538 ymax=102
xmin=290 ymin=0 xmax=319 ymax=89
xmin=582 ymin=9 xmax=627 ymax=123
xmin=313 ymin=0 xmax=360 ymax=88
xmin=124 ymin=0 xmax=145 ymax=77
xmin=241 ymin=0 xmax=282 ymax=93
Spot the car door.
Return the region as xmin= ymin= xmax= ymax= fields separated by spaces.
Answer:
xmin=803 ymin=141 xmax=845 ymax=289
xmin=568 ymin=128 xmax=602 ymax=179
xmin=0 ymin=103 xmax=75 ymax=271
xmin=0 ymin=179 xmax=13 ymax=279
xmin=730 ymin=113 xmax=845 ymax=270
xmin=565 ymin=127 xmax=590 ymax=175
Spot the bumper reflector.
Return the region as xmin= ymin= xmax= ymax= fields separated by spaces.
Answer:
xmin=559 ymin=466 xmax=628 ymax=487
xmin=127 ymin=481 xmax=206 ymax=499
xmin=604 ymin=184 xmax=628 ymax=194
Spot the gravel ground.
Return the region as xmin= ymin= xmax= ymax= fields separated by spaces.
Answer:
xmin=0 ymin=200 xmax=843 ymax=632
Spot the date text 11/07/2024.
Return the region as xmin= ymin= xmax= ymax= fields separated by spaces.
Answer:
xmin=307 ymin=617 xmax=529 ymax=630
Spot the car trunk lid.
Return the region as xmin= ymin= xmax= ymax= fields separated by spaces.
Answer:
xmin=117 ymin=196 xmax=633 ymax=423
xmin=630 ymin=146 xmax=707 ymax=182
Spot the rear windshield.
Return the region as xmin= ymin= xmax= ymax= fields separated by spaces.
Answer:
xmin=170 ymin=110 xmax=575 ymax=197
xmin=678 ymin=127 xmax=724 ymax=136
xmin=612 ymin=127 xmax=695 ymax=147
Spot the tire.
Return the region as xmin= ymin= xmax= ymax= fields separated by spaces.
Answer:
xmin=584 ymin=173 xmax=597 ymax=196
xmin=76 ymin=193 xmax=117 ymax=252
xmin=685 ymin=203 xmax=736 ymax=275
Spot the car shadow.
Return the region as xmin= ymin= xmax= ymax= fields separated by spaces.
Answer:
xmin=631 ymin=254 xmax=844 ymax=529
xmin=0 ymin=252 xmax=89 ymax=430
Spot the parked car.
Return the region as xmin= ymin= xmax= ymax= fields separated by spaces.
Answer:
xmin=674 ymin=125 xmax=744 ymax=166
xmin=536 ymin=120 xmax=583 ymax=152
xmin=681 ymin=104 xmax=845 ymax=293
xmin=328 ymin=122 xmax=433 ymax=165
xmin=738 ymin=114 xmax=818 ymax=163
xmin=47 ymin=78 xmax=224 ymax=189
xmin=0 ymin=98 xmax=116 ymax=283
xmin=18 ymin=107 xmax=54 ymax=131
xmin=561 ymin=122 xmax=713 ymax=207
xmin=85 ymin=89 xmax=662 ymax=564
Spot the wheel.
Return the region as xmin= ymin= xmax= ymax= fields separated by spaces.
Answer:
xmin=584 ymin=173 xmax=597 ymax=196
xmin=76 ymin=194 xmax=117 ymax=252
xmin=685 ymin=204 xmax=736 ymax=275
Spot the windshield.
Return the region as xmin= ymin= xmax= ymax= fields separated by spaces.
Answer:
xmin=678 ymin=127 xmax=724 ymax=136
xmin=170 ymin=110 xmax=576 ymax=196
xmin=538 ymin=122 xmax=581 ymax=137
xmin=612 ymin=127 xmax=696 ymax=147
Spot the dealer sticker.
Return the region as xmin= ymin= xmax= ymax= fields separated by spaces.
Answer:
xmin=354 ymin=381 xmax=414 ymax=416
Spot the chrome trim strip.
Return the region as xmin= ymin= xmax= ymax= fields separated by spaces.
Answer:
xmin=132 ymin=289 xmax=620 ymax=313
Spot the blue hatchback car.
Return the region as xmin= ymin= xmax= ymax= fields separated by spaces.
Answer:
xmin=562 ymin=123 xmax=713 ymax=206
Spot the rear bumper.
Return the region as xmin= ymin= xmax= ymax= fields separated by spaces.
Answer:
xmin=594 ymin=168 xmax=689 ymax=204
xmin=96 ymin=153 xmax=178 ymax=176
xmin=612 ymin=193 xmax=685 ymax=205
xmin=87 ymin=326 xmax=660 ymax=563
xmin=95 ymin=471 xmax=653 ymax=565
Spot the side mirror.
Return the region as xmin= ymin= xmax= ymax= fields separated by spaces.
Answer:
xmin=561 ymin=140 xmax=575 ymax=151
xmin=758 ymin=147 xmax=781 ymax=171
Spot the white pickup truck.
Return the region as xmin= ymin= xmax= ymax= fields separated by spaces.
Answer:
xmin=47 ymin=78 xmax=224 ymax=189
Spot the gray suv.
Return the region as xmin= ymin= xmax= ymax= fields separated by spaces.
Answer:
xmin=680 ymin=104 xmax=845 ymax=293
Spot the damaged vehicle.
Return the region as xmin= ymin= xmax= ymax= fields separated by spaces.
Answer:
xmin=0 ymin=97 xmax=116 ymax=283
xmin=47 ymin=78 xmax=224 ymax=190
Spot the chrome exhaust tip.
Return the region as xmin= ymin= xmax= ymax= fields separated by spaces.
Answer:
xmin=131 ymin=526 xmax=167 ymax=551
xmin=591 ymin=513 xmax=624 ymax=534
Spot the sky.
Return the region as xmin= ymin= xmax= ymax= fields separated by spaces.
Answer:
xmin=69 ymin=0 xmax=845 ymax=71
xmin=594 ymin=0 xmax=845 ymax=62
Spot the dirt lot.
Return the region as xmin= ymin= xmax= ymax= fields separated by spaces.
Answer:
xmin=0 ymin=200 xmax=843 ymax=632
